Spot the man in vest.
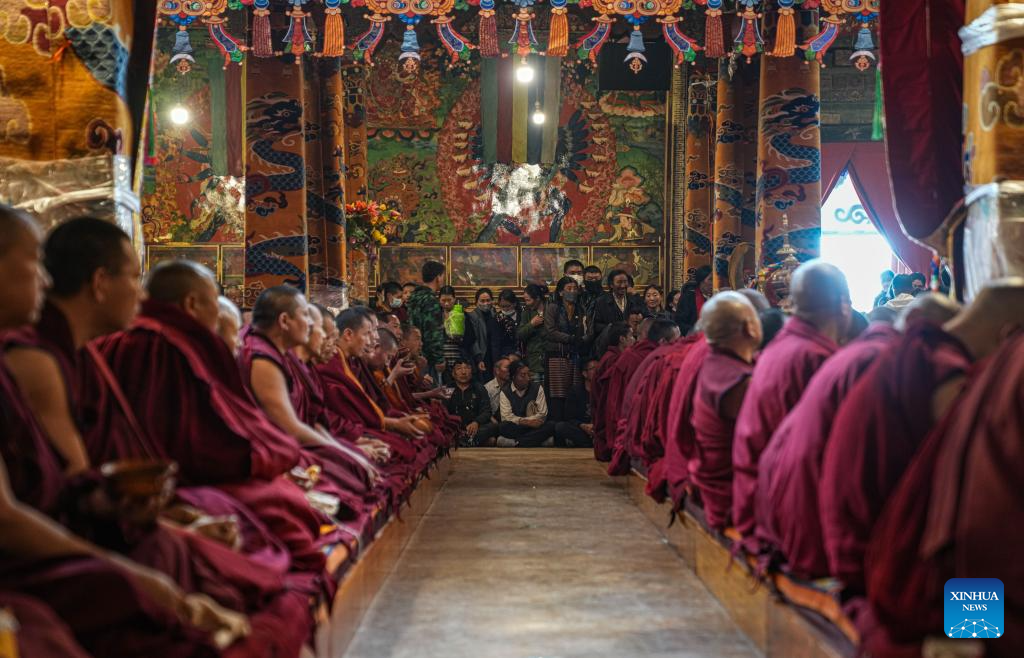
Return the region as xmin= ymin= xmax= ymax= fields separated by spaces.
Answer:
xmin=497 ymin=360 xmax=555 ymax=448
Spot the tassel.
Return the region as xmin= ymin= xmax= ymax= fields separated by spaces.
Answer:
xmin=350 ymin=14 xmax=390 ymax=65
xmin=251 ymin=0 xmax=274 ymax=57
xmin=799 ymin=12 xmax=842 ymax=67
xmin=434 ymin=15 xmax=476 ymax=65
xmin=547 ymin=0 xmax=569 ymax=57
xmin=321 ymin=1 xmax=345 ymax=57
xmin=769 ymin=1 xmax=796 ymax=58
xmin=704 ymin=0 xmax=725 ymax=58
xmin=659 ymin=16 xmax=702 ymax=67
xmin=575 ymin=15 xmax=615 ymax=65
xmin=478 ymin=4 xmax=500 ymax=57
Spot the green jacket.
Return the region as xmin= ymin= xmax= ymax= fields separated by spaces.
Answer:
xmin=517 ymin=307 xmax=548 ymax=375
xmin=407 ymin=286 xmax=444 ymax=369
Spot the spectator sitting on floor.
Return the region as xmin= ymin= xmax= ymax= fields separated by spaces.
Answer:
xmin=555 ymin=357 xmax=598 ymax=448
xmin=484 ymin=356 xmax=511 ymax=418
xmin=498 ymin=361 xmax=555 ymax=448
xmin=446 ymin=359 xmax=500 ymax=447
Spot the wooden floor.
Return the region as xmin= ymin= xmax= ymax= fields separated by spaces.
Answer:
xmin=344 ymin=450 xmax=762 ymax=658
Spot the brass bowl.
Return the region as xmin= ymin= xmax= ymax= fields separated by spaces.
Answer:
xmin=100 ymin=460 xmax=178 ymax=499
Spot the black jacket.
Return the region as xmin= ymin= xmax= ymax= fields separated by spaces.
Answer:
xmin=445 ymin=382 xmax=493 ymax=427
xmin=563 ymin=382 xmax=592 ymax=424
xmin=590 ymin=292 xmax=643 ymax=343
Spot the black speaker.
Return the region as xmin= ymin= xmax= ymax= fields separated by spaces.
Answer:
xmin=598 ymin=41 xmax=672 ymax=91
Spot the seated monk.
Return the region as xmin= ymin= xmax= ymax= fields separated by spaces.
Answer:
xmin=688 ymin=292 xmax=762 ymax=531
xmin=756 ymin=294 xmax=960 ymax=580
xmin=98 ymin=260 xmax=338 ymax=581
xmin=591 ymin=322 xmax=635 ymax=462
xmin=0 ymin=591 xmax=90 ymax=658
xmin=864 ymin=327 xmax=1024 ymax=658
xmin=606 ymin=318 xmax=681 ymax=475
xmin=821 ymin=281 xmax=1024 ymax=600
xmin=731 ymin=261 xmax=852 ymax=549
xmin=238 ymin=286 xmax=393 ymax=511
xmin=216 ymin=296 xmax=242 ymax=356
xmin=2 ymin=219 xmax=313 ymax=656
xmin=0 ymin=206 xmax=246 ymax=656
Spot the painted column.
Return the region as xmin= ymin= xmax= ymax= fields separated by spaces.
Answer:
xmin=244 ymin=55 xmax=309 ymax=301
xmin=755 ymin=10 xmax=822 ymax=271
xmin=318 ymin=58 xmax=348 ymax=307
xmin=682 ymin=76 xmax=715 ymax=281
xmin=667 ymin=65 xmax=689 ymax=289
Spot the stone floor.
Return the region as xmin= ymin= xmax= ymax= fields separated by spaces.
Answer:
xmin=345 ymin=450 xmax=762 ymax=658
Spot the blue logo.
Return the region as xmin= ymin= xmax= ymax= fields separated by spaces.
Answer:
xmin=944 ymin=578 xmax=1004 ymax=639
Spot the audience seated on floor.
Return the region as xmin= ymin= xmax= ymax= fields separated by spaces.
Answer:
xmin=554 ymin=357 xmax=597 ymax=448
xmin=446 ymin=358 xmax=500 ymax=447
xmin=498 ymin=360 xmax=555 ymax=448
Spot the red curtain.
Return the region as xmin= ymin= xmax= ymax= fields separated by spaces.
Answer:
xmin=878 ymin=0 xmax=966 ymax=241
xmin=822 ymin=142 xmax=935 ymax=275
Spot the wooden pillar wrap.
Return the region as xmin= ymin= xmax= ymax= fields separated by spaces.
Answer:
xmin=318 ymin=58 xmax=348 ymax=301
xmin=959 ymin=1 xmax=1024 ymax=295
xmin=668 ymin=65 xmax=689 ymax=289
xmin=682 ymin=76 xmax=715 ymax=280
xmin=244 ymin=56 xmax=310 ymax=301
xmin=755 ymin=9 xmax=822 ymax=270
xmin=342 ymin=62 xmax=369 ymax=203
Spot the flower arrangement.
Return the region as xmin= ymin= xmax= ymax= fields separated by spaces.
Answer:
xmin=344 ymin=200 xmax=403 ymax=255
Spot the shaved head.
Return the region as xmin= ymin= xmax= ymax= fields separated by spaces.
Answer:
xmin=790 ymin=261 xmax=850 ymax=319
xmin=216 ymin=296 xmax=242 ymax=354
xmin=251 ymin=286 xmax=304 ymax=331
xmin=637 ymin=317 xmax=656 ymax=342
xmin=0 ymin=204 xmax=45 ymax=328
xmin=44 ymin=217 xmax=133 ymax=298
xmin=648 ymin=317 xmax=681 ymax=344
xmin=896 ymin=292 xmax=960 ymax=332
xmin=700 ymin=291 xmax=761 ymax=348
xmin=146 ymin=260 xmax=221 ymax=332
xmin=0 ymin=205 xmax=40 ymax=256
xmin=738 ymin=288 xmax=771 ymax=312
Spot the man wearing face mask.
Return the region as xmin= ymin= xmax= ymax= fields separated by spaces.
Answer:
xmin=375 ymin=280 xmax=408 ymax=324
xmin=563 ymin=259 xmax=585 ymax=286
xmin=544 ymin=277 xmax=584 ymax=421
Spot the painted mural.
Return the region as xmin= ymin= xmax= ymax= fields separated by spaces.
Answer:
xmin=366 ymin=43 xmax=666 ymax=287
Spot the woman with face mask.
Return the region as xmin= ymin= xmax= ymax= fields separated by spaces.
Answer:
xmin=487 ymin=288 xmax=521 ymax=366
xmin=518 ymin=283 xmax=549 ymax=386
xmin=544 ymin=276 xmax=584 ymax=422
xmin=466 ymin=288 xmax=493 ymax=381
xmin=376 ymin=280 xmax=408 ymax=323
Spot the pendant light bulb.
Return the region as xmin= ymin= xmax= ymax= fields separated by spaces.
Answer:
xmin=169 ymin=105 xmax=191 ymax=126
xmin=515 ymin=59 xmax=535 ymax=83
xmin=531 ymin=102 xmax=545 ymax=125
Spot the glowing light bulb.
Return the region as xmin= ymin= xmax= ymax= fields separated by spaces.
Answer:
xmin=531 ymin=104 xmax=545 ymax=125
xmin=515 ymin=60 xmax=534 ymax=83
xmin=169 ymin=105 xmax=191 ymax=126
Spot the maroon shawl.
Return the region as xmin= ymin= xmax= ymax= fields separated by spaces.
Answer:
xmin=732 ymin=317 xmax=838 ymax=543
xmin=657 ymin=338 xmax=711 ymax=507
xmin=821 ymin=322 xmax=971 ymax=594
xmin=591 ymin=346 xmax=623 ymax=462
xmin=756 ymin=323 xmax=897 ymax=579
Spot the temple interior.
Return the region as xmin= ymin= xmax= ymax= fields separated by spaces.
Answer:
xmin=0 ymin=1 xmax=1020 ymax=657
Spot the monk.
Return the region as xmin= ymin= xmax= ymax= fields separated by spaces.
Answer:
xmin=606 ymin=318 xmax=681 ymax=474
xmin=686 ymin=292 xmax=762 ymax=531
xmin=99 ymin=261 xmax=337 ymax=581
xmin=238 ymin=286 xmax=393 ymax=509
xmin=0 ymin=207 xmax=245 ymax=656
xmin=757 ymin=294 xmax=960 ymax=580
xmin=865 ymin=329 xmax=1024 ymax=658
xmin=591 ymin=322 xmax=634 ymax=462
xmin=216 ymin=296 xmax=242 ymax=356
xmin=731 ymin=261 xmax=851 ymax=547
xmin=821 ymin=282 xmax=1024 ymax=598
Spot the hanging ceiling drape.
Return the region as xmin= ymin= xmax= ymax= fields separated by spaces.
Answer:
xmin=878 ymin=0 xmax=966 ymax=241
xmin=822 ymin=142 xmax=935 ymax=274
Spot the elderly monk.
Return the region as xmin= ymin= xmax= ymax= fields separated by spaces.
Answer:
xmin=216 ymin=296 xmax=242 ymax=356
xmin=3 ymin=221 xmax=319 ymax=656
xmin=686 ymin=292 xmax=762 ymax=531
xmin=591 ymin=322 xmax=635 ymax=462
xmin=864 ymin=330 xmax=1024 ymax=658
xmin=100 ymin=261 xmax=339 ymax=583
xmin=607 ymin=318 xmax=681 ymax=475
xmin=756 ymin=293 xmax=961 ymax=579
xmin=731 ymin=261 xmax=851 ymax=547
xmin=821 ymin=281 xmax=1024 ymax=599
xmin=0 ymin=207 xmax=245 ymax=656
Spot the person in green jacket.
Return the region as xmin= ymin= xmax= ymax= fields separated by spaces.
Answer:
xmin=407 ymin=260 xmax=446 ymax=375
xmin=518 ymin=283 xmax=549 ymax=385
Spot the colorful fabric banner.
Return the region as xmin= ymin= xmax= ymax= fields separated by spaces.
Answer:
xmin=682 ymin=78 xmax=715 ymax=280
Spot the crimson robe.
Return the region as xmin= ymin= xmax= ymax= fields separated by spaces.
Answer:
xmin=3 ymin=303 xmax=313 ymax=657
xmin=865 ymin=333 xmax=1023 ymax=658
xmin=657 ymin=338 xmax=710 ymax=507
xmin=100 ymin=302 xmax=331 ymax=578
xmin=820 ymin=322 xmax=971 ymax=595
xmin=604 ymin=340 xmax=659 ymax=475
xmin=0 ymin=591 xmax=90 ymax=658
xmin=614 ymin=343 xmax=678 ymax=469
xmin=732 ymin=317 xmax=838 ymax=544
xmin=0 ymin=353 xmax=216 ymax=657
xmin=591 ymin=346 xmax=623 ymax=462
xmin=688 ymin=348 xmax=754 ymax=531
xmin=755 ymin=323 xmax=898 ymax=579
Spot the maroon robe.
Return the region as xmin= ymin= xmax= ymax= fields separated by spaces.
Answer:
xmin=689 ymin=348 xmax=754 ymax=531
xmin=100 ymin=302 xmax=331 ymax=578
xmin=865 ymin=333 xmax=1023 ymax=658
xmin=756 ymin=323 xmax=898 ymax=579
xmin=0 ymin=353 xmax=216 ymax=657
xmin=657 ymin=338 xmax=710 ymax=507
xmin=732 ymin=317 xmax=838 ymax=544
xmin=3 ymin=303 xmax=313 ymax=657
xmin=820 ymin=322 xmax=971 ymax=595
xmin=591 ymin=346 xmax=623 ymax=462
xmin=615 ymin=343 xmax=676 ymax=468
xmin=0 ymin=591 xmax=90 ymax=658
xmin=606 ymin=340 xmax=659 ymax=475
